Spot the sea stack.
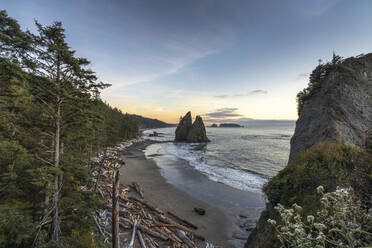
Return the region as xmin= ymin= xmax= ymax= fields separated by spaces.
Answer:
xmin=186 ymin=116 xmax=210 ymax=142
xmin=175 ymin=111 xmax=192 ymax=141
xmin=175 ymin=112 xmax=210 ymax=142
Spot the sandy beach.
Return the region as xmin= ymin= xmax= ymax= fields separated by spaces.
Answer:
xmin=119 ymin=140 xmax=266 ymax=247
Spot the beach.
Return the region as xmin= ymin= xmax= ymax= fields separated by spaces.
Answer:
xmin=119 ymin=140 xmax=267 ymax=247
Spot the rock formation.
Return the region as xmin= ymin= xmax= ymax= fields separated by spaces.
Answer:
xmin=289 ymin=53 xmax=372 ymax=162
xmin=219 ymin=123 xmax=242 ymax=127
xmin=175 ymin=111 xmax=192 ymax=141
xmin=175 ymin=112 xmax=209 ymax=142
xmin=245 ymin=53 xmax=372 ymax=248
xmin=186 ymin=116 xmax=210 ymax=142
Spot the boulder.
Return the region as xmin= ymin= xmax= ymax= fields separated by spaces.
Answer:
xmin=186 ymin=116 xmax=210 ymax=143
xmin=175 ymin=111 xmax=192 ymax=141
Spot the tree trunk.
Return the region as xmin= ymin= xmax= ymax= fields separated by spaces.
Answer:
xmin=50 ymin=97 xmax=61 ymax=242
xmin=112 ymin=170 xmax=120 ymax=248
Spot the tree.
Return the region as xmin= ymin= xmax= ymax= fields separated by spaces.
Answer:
xmin=32 ymin=21 xmax=109 ymax=242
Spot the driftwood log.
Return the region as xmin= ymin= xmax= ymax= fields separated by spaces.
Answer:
xmin=157 ymin=214 xmax=205 ymax=241
xmin=91 ymin=142 xmax=211 ymax=247
xmin=112 ymin=170 xmax=120 ymax=248
xmin=167 ymin=211 xmax=198 ymax=229
xmin=131 ymin=182 xmax=144 ymax=198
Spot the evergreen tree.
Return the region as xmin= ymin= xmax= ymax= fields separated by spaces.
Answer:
xmin=0 ymin=10 xmax=139 ymax=247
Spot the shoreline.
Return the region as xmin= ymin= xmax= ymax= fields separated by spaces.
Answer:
xmin=119 ymin=139 xmax=266 ymax=247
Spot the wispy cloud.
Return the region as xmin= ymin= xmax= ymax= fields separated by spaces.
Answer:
xmin=214 ymin=94 xmax=229 ymax=99
xmin=204 ymin=107 xmax=242 ymax=118
xmin=214 ymin=89 xmax=268 ymax=99
xmin=204 ymin=117 xmax=253 ymax=123
xmin=203 ymin=107 xmax=253 ymax=123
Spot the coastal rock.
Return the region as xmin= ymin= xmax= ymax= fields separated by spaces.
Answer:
xmin=193 ymin=207 xmax=206 ymax=215
xmin=289 ymin=53 xmax=372 ymax=162
xmin=186 ymin=116 xmax=210 ymax=143
xmin=245 ymin=53 xmax=372 ymax=248
xmin=219 ymin=123 xmax=242 ymax=128
xmin=175 ymin=111 xmax=192 ymax=141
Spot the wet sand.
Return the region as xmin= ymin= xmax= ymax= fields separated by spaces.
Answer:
xmin=119 ymin=141 xmax=265 ymax=247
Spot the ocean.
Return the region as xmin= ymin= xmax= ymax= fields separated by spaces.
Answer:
xmin=143 ymin=120 xmax=295 ymax=194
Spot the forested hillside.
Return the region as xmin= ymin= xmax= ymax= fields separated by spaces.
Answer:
xmin=0 ymin=10 xmax=138 ymax=247
xmin=129 ymin=114 xmax=173 ymax=129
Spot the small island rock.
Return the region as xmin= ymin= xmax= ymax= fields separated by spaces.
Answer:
xmin=186 ymin=116 xmax=210 ymax=142
xmin=175 ymin=111 xmax=192 ymax=141
xmin=219 ymin=123 xmax=242 ymax=127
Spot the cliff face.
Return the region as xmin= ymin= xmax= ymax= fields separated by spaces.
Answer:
xmin=289 ymin=54 xmax=372 ymax=162
xmin=186 ymin=116 xmax=210 ymax=142
xmin=246 ymin=53 xmax=372 ymax=248
xmin=175 ymin=111 xmax=192 ymax=141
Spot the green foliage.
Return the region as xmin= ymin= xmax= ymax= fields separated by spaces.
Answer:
xmin=0 ymin=204 xmax=35 ymax=247
xmin=268 ymin=186 xmax=372 ymax=247
xmin=0 ymin=9 xmax=139 ymax=247
xmin=261 ymin=142 xmax=372 ymax=247
xmin=296 ymin=53 xmax=343 ymax=116
xmin=265 ymin=142 xmax=371 ymax=213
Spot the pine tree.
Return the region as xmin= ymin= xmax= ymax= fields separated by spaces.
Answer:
xmin=32 ymin=21 xmax=109 ymax=242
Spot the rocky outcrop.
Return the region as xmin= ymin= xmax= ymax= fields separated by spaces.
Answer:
xmin=186 ymin=116 xmax=210 ymax=142
xmin=245 ymin=53 xmax=372 ymax=248
xmin=289 ymin=53 xmax=372 ymax=162
xmin=175 ymin=112 xmax=209 ymax=142
xmin=219 ymin=123 xmax=242 ymax=127
xmin=175 ymin=111 xmax=192 ymax=141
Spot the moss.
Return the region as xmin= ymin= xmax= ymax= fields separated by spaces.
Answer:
xmin=258 ymin=141 xmax=372 ymax=247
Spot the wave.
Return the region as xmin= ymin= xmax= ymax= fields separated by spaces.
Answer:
xmin=146 ymin=143 xmax=267 ymax=193
xmin=240 ymin=134 xmax=291 ymax=141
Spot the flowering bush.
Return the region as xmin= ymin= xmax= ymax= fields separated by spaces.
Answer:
xmin=268 ymin=186 xmax=372 ymax=247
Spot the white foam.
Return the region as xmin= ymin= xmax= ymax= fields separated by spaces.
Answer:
xmin=142 ymin=128 xmax=174 ymax=142
xmin=145 ymin=143 xmax=267 ymax=193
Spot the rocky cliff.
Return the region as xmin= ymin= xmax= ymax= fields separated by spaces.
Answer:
xmin=245 ymin=53 xmax=372 ymax=248
xmin=175 ymin=111 xmax=192 ymax=141
xmin=175 ymin=112 xmax=209 ymax=142
xmin=289 ymin=53 xmax=372 ymax=162
xmin=186 ymin=116 xmax=210 ymax=142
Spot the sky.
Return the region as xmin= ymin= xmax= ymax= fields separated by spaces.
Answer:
xmin=3 ymin=0 xmax=372 ymax=123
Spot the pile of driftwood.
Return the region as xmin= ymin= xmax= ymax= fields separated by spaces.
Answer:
xmin=89 ymin=140 xmax=210 ymax=248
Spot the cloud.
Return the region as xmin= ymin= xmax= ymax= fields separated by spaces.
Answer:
xmin=214 ymin=94 xmax=229 ymax=99
xmin=204 ymin=117 xmax=253 ymax=123
xmin=250 ymin=89 xmax=268 ymax=94
xmin=204 ymin=107 xmax=243 ymax=118
xmin=214 ymin=89 xmax=268 ymax=99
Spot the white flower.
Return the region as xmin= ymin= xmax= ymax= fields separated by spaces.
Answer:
xmin=316 ymin=185 xmax=324 ymax=194
xmin=292 ymin=203 xmax=303 ymax=212
xmin=267 ymin=219 xmax=276 ymax=225
xmin=307 ymin=215 xmax=314 ymax=223
xmin=314 ymin=223 xmax=326 ymax=230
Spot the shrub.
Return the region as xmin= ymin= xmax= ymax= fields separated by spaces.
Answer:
xmin=268 ymin=186 xmax=372 ymax=247
xmin=264 ymin=142 xmax=372 ymax=214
